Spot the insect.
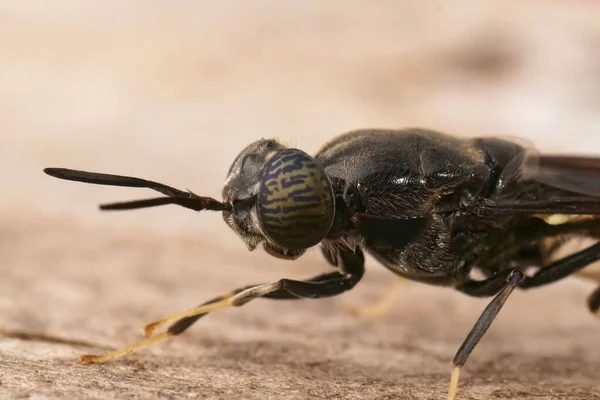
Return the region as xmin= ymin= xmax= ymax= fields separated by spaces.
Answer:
xmin=43 ymin=128 xmax=600 ymax=399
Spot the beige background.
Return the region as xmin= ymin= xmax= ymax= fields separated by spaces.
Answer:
xmin=1 ymin=1 xmax=600 ymax=399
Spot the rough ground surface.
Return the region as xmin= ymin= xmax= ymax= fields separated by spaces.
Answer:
xmin=2 ymin=1 xmax=600 ymax=399
xmin=2 ymin=219 xmax=600 ymax=400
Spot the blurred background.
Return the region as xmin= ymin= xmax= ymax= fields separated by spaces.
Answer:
xmin=2 ymin=1 xmax=600 ymax=398
xmin=3 ymin=0 xmax=600 ymax=241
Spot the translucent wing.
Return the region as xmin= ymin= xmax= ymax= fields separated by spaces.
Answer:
xmin=469 ymin=150 xmax=600 ymax=217
xmin=522 ymin=154 xmax=600 ymax=198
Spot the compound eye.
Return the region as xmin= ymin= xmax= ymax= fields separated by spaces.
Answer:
xmin=257 ymin=149 xmax=335 ymax=250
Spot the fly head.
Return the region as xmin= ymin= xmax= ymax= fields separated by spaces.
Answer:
xmin=222 ymin=139 xmax=336 ymax=260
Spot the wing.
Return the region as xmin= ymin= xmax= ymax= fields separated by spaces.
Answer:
xmin=469 ymin=152 xmax=600 ymax=217
xmin=523 ymin=155 xmax=600 ymax=198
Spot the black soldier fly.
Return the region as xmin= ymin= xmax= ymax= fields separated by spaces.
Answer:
xmin=43 ymin=128 xmax=600 ymax=399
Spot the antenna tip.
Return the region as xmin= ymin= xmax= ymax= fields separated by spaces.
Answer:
xmin=43 ymin=167 xmax=66 ymax=178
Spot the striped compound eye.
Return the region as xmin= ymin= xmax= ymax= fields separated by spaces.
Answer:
xmin=257 ymin=149 xmax=335 ymax=250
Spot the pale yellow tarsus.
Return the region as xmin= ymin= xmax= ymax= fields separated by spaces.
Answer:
xmin=447 ymin=365 xmax=461 ymax=400
xmin=343 ymin=278 xmax=406 ymax=320
xmin=81 ymin=332 xmax=172 ymax=364
xmin=80 ymin=282 xmax=280 ymax=364
xmin=141 ymin=297 xmax=233 ymax=337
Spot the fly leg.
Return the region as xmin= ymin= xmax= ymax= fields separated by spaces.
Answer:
xmin=342 ymin=278 xmax=406 ymax=320
xmin=576 ymin=265 xmax=600 ymax=319
xmin=322 ymin=244 xmax=405 ymax=321
xmin=522 ymin=241 xmax=600 ymax=320
xmin=447 ymin=269 xmax=524 ymax=400
xmin=322 ymin=246 xmax=405 ymax=321
xmin=520 ymin=242 xmax=600 ymax=288
xmin=447 ymin=241 xmax=600 ymax=399
xmin=588 ymin=286 xmax=600 ymax=318
xmin=80 ymin=248 xmax=365 ymax=364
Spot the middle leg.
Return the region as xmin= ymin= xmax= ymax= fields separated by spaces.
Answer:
xmin=448 ymin=241 xmax=600 ymax=399
xmin=342 ymin=277 xmax=406 ymax=320
xmin=448 ymin=269 xmax=524 ymax=400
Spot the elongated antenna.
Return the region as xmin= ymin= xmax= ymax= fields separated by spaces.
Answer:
xmin=99 ymin=196 xmax=229 ymax=211
xmin=43 ymin=168 xmax=231 ymax=212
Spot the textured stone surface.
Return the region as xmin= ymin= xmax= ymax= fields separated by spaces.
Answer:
xmin=2 ymin=1 xmax=600 ymax=399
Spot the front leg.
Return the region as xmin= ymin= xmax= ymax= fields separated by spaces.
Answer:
xmin=81 ymin=247 xmax=365 ymax=364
